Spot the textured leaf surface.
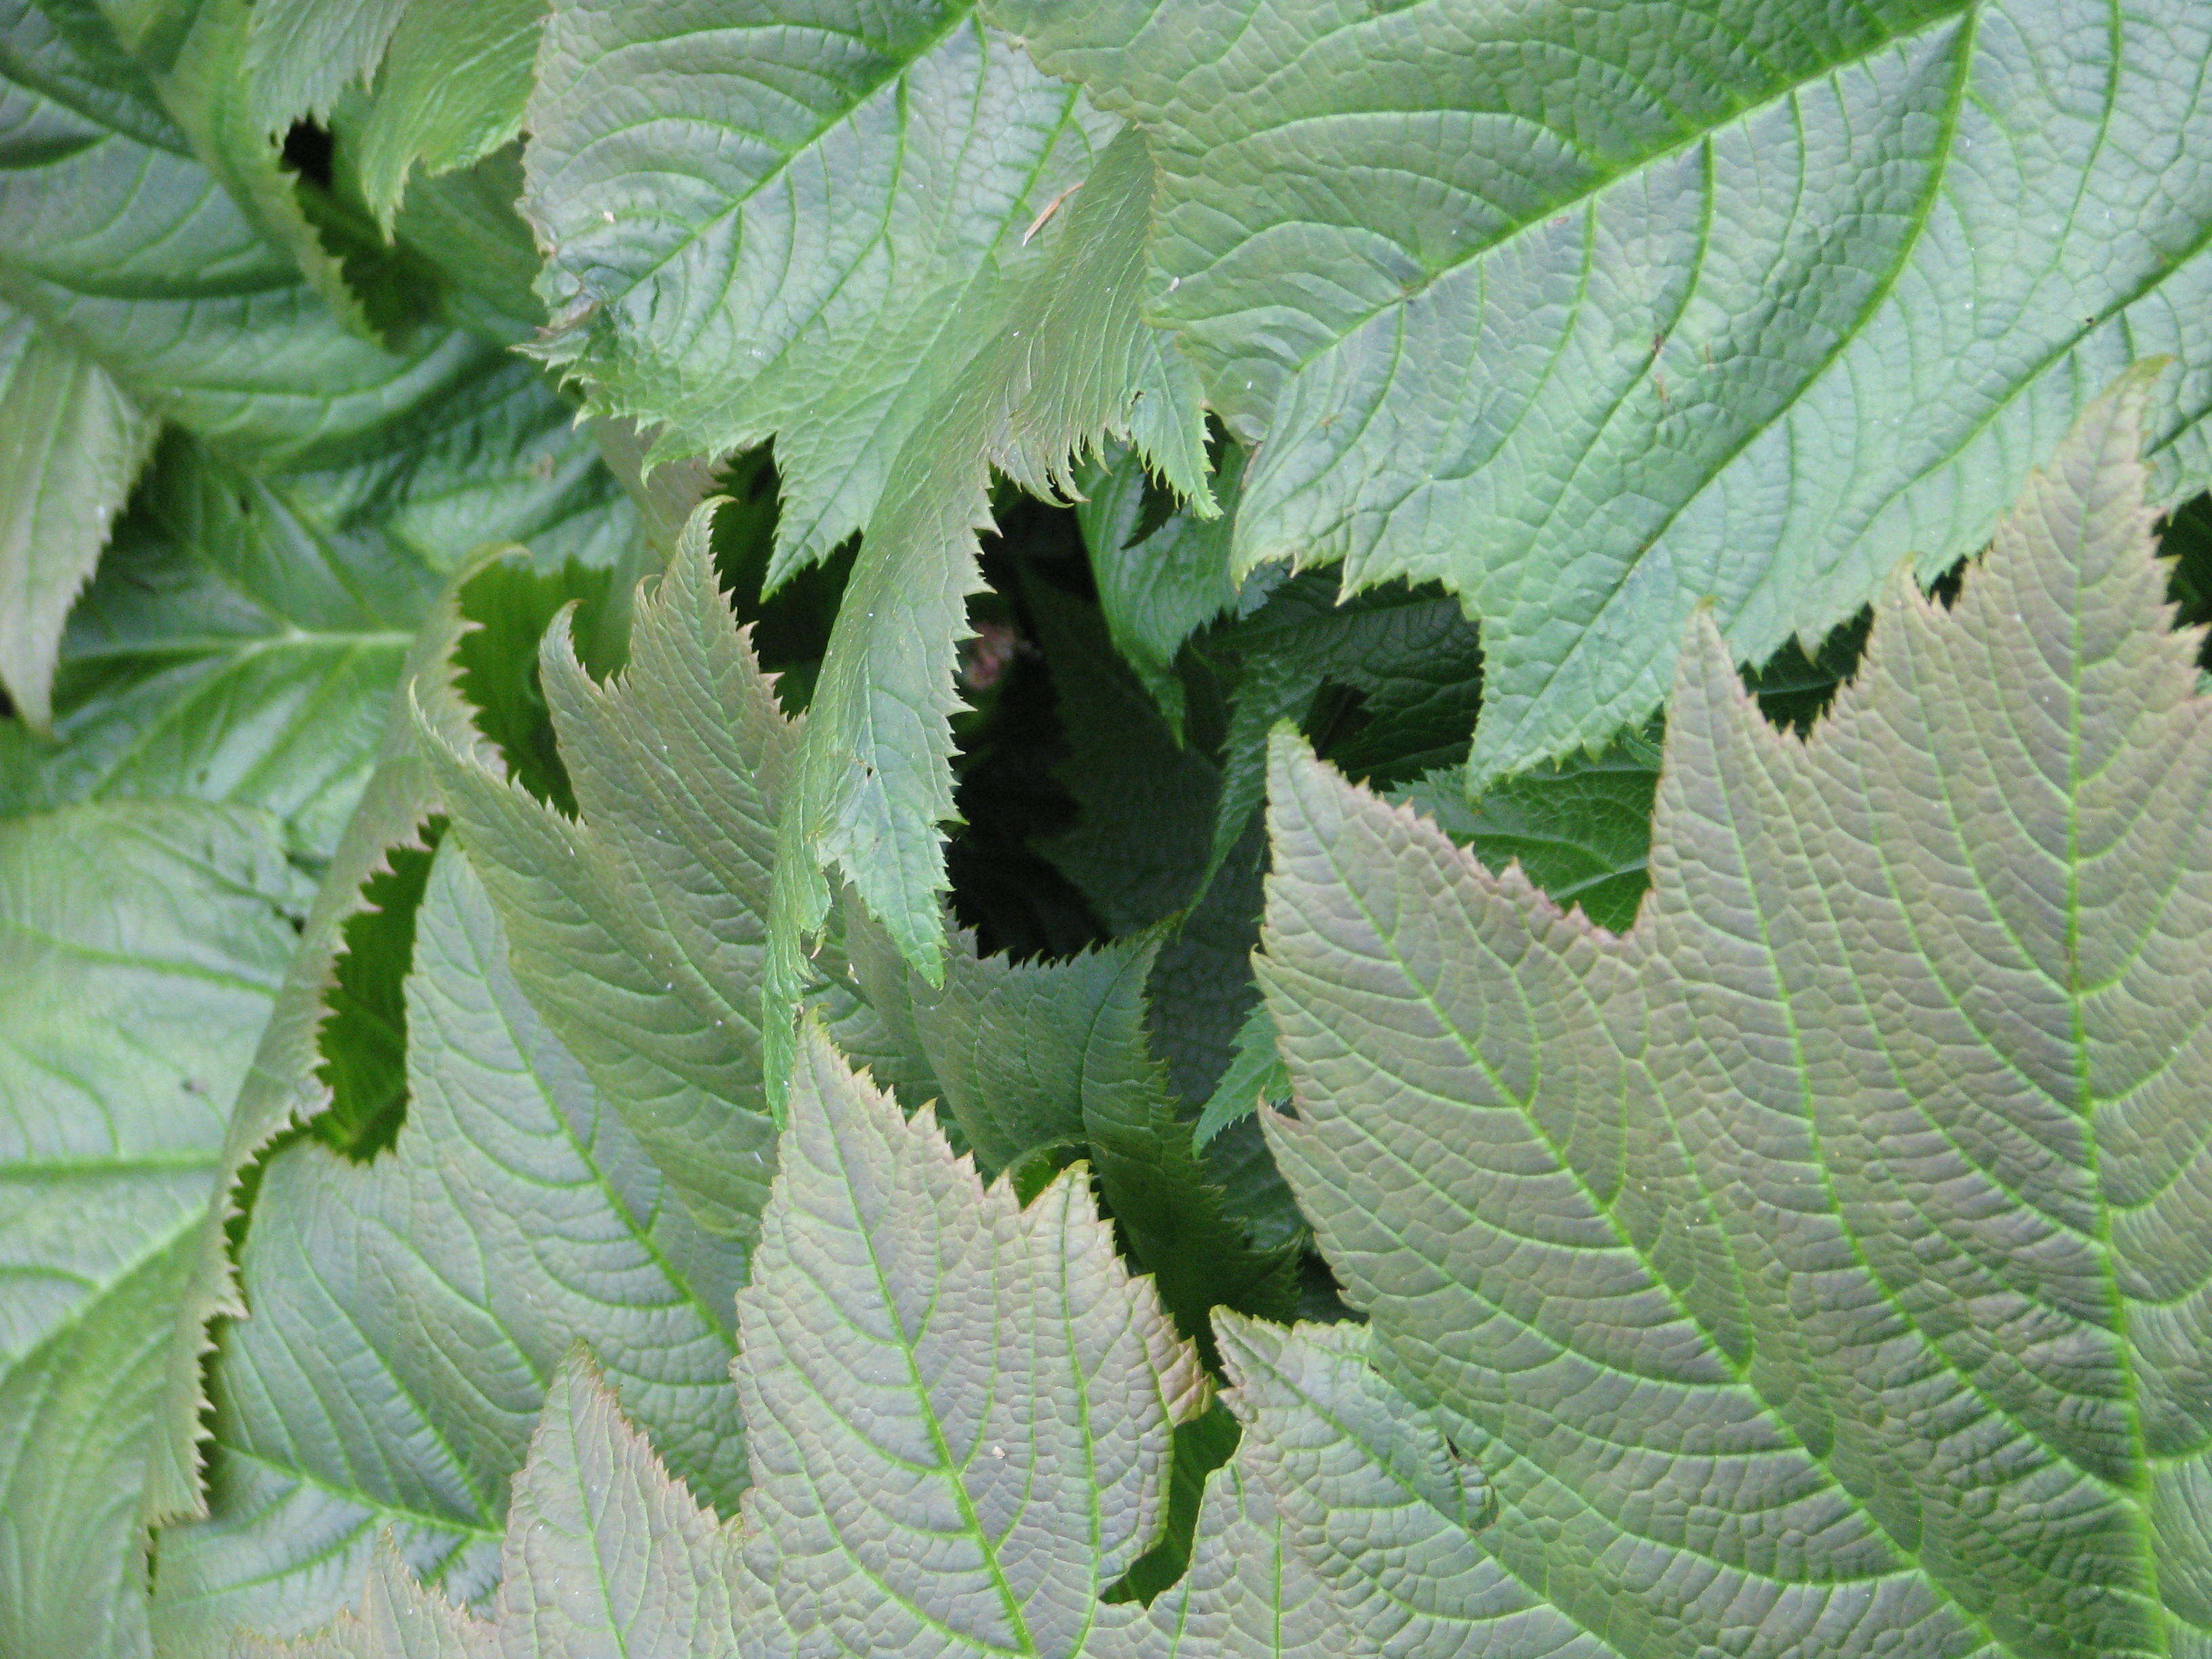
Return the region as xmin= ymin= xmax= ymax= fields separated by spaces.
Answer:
xmin=732 ymin=1021 xmax=1208 ymax=1658
xmin=0 ymin=801 xmax=309 ymax=1659
xmin=1256 ymin=375 xmax=2212 ymax=1655
xmin=241 ymin=0 xmax=409 ymax=130
xmin=0 ymin=0 xmax=487 ymax=457
xmin=1393 ymin=725 xmax=1664 ymax=937
xmin=348 ymin=0 xmax=543 ymax=228
xmin=762 ymin=118 xmax=1211 ymax=1031
xmin=146 ymin=586 xmax=487 ymax=1527
xmin=522 ymin=0 xmax=1110 ymax=577
xmin=282 ymin=1025 xmax=1422 ymax=1659
xmin=992 ymin=0 xmax=2212 ymax=788
xmin=0 ymin=301 xmax=157 ymax=731
xmin=154 ymin=846 xmax=749 ymax=1651
xmin=1115 ymin=1317 xmax=1505 ymax=1659
xmin=242 ymin=1350 xmax=739 ymax=1659
xmin=428 ymin=511 xmax=789 ymax=1245
xmin=0 ymin=367 xmax=627 ymax=857
xmin=882 ymin=929 xmax=1298 ymax=1352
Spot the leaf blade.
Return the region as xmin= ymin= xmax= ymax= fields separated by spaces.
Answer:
xmin=1254 ymin=370 xmax=2212 ymax=1655
xmin=990 ymin=0 xmax=2212 ymax=787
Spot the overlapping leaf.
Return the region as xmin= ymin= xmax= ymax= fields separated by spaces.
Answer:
xmin=0 ymin=0 xmax=486 ymax=455
xmin=991 ymin=0 xmax=2212 ymax=790
xmin=241 ymin=1350 xmax=739 ymax=1659
xmin=1075 ymin=438 xmax=1255 ymax=737
xmin=241 ymin=0 xmax=544 ymax=229
xmin=425 ymin=512 xmax=791 ymax=1246
xmin=527 ymin=6 xmax=1223 ymax=989
xmin=758 ymin=118 xmax=1212 ymax=1066
xmin=521 ymin=0 xmax=1116 ymax=577
xmin=153 ymin=846 xmax=750 ymax=1652
xmin=0 ymin=802 xmax=310 ymax=1659
xmin=1255 ymin=373 xmax=2212 ymax=1654
xmin=855 ymin=925 xmax=1299 ymax=1354
xmin=266 ymin=1015 xmax=1523 ymax=1659
xmin=146 ymin=583 xmax=506 ymax=1532
xmin=0 ymin=300 xmax=157 ymax=731
xmin=0 ymin=368 xmax=630 ymax=859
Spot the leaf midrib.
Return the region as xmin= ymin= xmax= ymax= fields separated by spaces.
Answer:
xmin=550 ymin=7 xmax=979 ymax=311
xmin=822 ymin=1109 xmax=1040 ymax=1658
xmin=2060 ymin=466 xmax=2168 ymax=1647
xmin=1292 ymin=794 xmax=2028 ymax=1652
xmin=1483 ymin=5 xmax=1982 ymax=764
xmin=1160 ymin=3 xmax=1978 ymax=377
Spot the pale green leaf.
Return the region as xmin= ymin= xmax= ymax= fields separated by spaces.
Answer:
xmin=350 ymin=0 xmax=541 ymax=229
xmin=990 ymin=0 xmax=2212 ymax=790
xmin=0 ymin=5 xmax=498 ymax=461
xmin=153 ymin=845 xmax=750 ymax=1652
xmin=244 ymin=1015 xmax=1497 ymax=1659
xmin=731 ymin=1020 xmax=1210 ymax=1658
xmin=239 ymin=1351 xmax=738 ymax=1659
xmin=494 ymin=1351 xmax=741 ymax=1659
xmin=0 ymin=362 xmax=630 ymax=858
xmin=0 ymin=800 xmax=310 ymax=1659
xmin=241 ymin=0 xmax=409 ymax=131
xmin=1199 ymin=710 xmax=1665 ymax=1148
xmin=762 ymin=119 xmax=1214 ymax=1052
xmin=144 ymin=583 xmax=478 ymax=1527
xmin=1118 ymin=1317 xmax=1516 ymax=1659
xmin=426 ymin=510 xmax=790 ymax=1246
xmin=0 ymin=299 xmax=157 ymax=731
xmin=520 ymin=0 xmax=1111 ymax=577
xmin=1256 ymin=369 xmax=2212 ymax=1654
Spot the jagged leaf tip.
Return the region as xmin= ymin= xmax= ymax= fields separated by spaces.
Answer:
xmin=1256 ymin=366 xmax=2212 ymax=1656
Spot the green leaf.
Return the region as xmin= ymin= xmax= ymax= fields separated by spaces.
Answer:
xmin=0 ymin=300 xmax=158 ymax=732
xmin=520 ymin=0 xmax=1115 ymax=578
xmin=762 ymin=119 xmax=1213 ymax=1050
xmin=1203 ymin=574 xmax=1483 ymax=882
xmin=153 ymin=845 xmax=750 ymax=1652
xmin=0 ymin=363 xmax=630 ymax=857
xmin=1391 ymin=723 xmax=1664 ymax=936
xmin=1255 ymin=368 xmax=2212 ymax=1654
xmin=237 ymin=1350 xmax=739 ymax=1659
xmin=240 ymin=0 xmax=410 ymax=131
xmin=144 ymin=582 xmax=478 ymax=1528
xmin=1125 ymin=1315 xmax=1506 ymax=1659
xmin=895 ymin=929 xmax=1300 ymax=1356
xmin=0 ymin=800 xmax=310 ymax=1659
xmin=0 ymin=7 xmax=496 ymax=461
xmin=1026 ymin=577 xmax=1263 ymax=1104
xmin=424 ymin=512 xmax=789 ymax=1246
xmin=280 ymin=1014 xmax=1505 ymax=1659
xmin=1191 ymin=1004 xmax=1287 ymax=1151
xmin=238 ymin=0 xmax=546 ymax=232
xmin=732 ymin=1020 xmax=1210 ymax=1656
xmin=308 ymin=832 xmax=438 ymax=1160
xmin=383 ymin=147 xmax=548 ymax=346
xmin=989 ymin=0 xmax=2212 ymax=790
xmin=1075 ymin=437 xmax=1249 ymax=737
xmin=342 ymin=0 xmax=541 ymax=229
